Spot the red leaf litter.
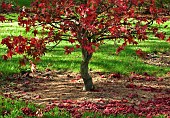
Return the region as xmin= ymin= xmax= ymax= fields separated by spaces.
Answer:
xmin=1 ymin=71 xmax=170 ymax=117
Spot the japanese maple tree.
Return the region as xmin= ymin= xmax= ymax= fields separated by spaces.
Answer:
xmin=1 ymin=0 xmax=170 ymax=90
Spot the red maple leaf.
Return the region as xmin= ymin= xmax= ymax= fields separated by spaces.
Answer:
xmin=7 ymin=50 xmax=13 ymax=58
xmin=155 ymin=32 xmax=165 ymax=40
xmin=0 ymin=15 xmax=6 ymax=22
xmin=69 ymin=38 xmax=75 ymax=43
xmin=156 ymin=18 xmax=163 ymax=24
xmin=64 ymin=46 xmax=74 ymax=54
xmin=2 ymin=55 xmax=8 ymax=60
xmin=135 ymin=49 xmax=146 ymax=58
xmin=26 ymin=26 xmax=30 ymax=32
xmin=76 ymin=44 xmax=80 ymax=49
xmin=33 ymin=30 xmax=38 ymax=36
xmin=167 ymin=37 xmax=170 ymax=43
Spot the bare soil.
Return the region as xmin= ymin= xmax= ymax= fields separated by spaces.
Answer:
xmin=144 ymin=51 xmax=170 ymax=67
xmin=0 ymin=69 xmax=170 ymax=105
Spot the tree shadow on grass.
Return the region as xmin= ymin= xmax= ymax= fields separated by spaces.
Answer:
xmin=0 ymin=39 xmax=169 ymax=77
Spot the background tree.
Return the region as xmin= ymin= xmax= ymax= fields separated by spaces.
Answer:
xmin=1 ymin=0 xmax=169 ymax=91
xmin=156 ymin=0 xmax=170 ymax=9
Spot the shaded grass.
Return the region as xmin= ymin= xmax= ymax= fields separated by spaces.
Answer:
xmin=11 ymin=0 xmax=32 ymax=7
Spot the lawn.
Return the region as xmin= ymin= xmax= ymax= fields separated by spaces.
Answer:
xmin=0 ymin=15 xmax=170 ymax=76
xmin=0 ymin=13 xmax=170 ymax=117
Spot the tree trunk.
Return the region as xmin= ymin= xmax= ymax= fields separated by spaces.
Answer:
xmin=81 ymin=48 xmax=94 ymax=91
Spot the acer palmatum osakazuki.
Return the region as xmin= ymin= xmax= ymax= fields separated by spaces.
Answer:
xmin=1 ymin=0 xmax=170 ymax=91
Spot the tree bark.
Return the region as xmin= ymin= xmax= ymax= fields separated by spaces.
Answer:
xmin=81 ymin=48 xmax=94 ymax=91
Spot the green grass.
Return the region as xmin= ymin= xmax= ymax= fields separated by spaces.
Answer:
xmin=0 ymin=95 xmax=36 ymax=117
xmin=0 ymin=95 xmax=71 ymax=118
xmin=10 ymin=0 xmax=32 ymax=7
xmin=0 ymin=15 xmax=170 ymax=76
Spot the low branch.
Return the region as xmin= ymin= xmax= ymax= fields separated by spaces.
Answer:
xmin=95 ymin=36 xmax=125 ymax=42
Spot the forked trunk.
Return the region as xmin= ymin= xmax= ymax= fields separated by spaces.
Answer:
xmin=81 ymin=48 xmax=94 ymax=91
